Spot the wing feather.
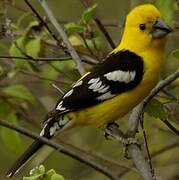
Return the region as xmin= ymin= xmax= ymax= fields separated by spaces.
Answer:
xmin=55 ymin=50 xmax=144 ymax=112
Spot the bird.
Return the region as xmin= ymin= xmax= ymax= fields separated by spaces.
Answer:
xmin=6 ymin=4 xmax=172 ymax=178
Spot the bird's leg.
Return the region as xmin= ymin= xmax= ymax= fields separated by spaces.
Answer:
xmin=104 ymin=122 xmax=119 ymax=140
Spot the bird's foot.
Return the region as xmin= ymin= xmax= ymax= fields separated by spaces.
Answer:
xmin=104 ymin=122 xmax=119 ymax=140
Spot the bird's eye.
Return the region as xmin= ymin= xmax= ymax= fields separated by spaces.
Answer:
xmin=139 ymin=24 xmax=146 ymax=31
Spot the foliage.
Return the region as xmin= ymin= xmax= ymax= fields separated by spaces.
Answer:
xmin=2 ymin=84 xmax=36 ymax=104
xmin=144 ymin=98 xmax=167 ymax=120
xmin=23 ymin=165 xmax=65 ymax=180
xmin=64 ymin=3 xmax=102 ymax=52
xmin=154 ymin=0 xmax=175 ymax=24
xmin=0 ymin=103 xmax=24 ymax=154
xmin=81 ymin=4 xmax=98 ymax=24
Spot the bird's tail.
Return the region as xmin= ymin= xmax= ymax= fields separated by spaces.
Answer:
xmin=6 ymin=140 xmax=43 ymax=178
xmin=6 ymin=111 xmax=73 ymax=178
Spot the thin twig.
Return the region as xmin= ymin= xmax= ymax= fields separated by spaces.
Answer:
xmin=162 ymin=119 xmax=179 ymax=136
xmin=51 ymin=83 xmax=64 ymax=95
xmin=176 ymin=0 xmax=179 ymax=9
xmin=128 ymin=68 xmax=179 ymax=136
xmin=14 ymin=41 xmax=40 ymax=72
xmin=0 ymin=55 xmax=98 ymax=65
xmin=23 ymin=0 xmax=63 ymax=48
xmin=38 ymin=0 xmax=85 ymax=75
xmin=151 ymin=141 xmax=179 ymax=158
xmin=80 ymin=0 xmax=116 ymax=49
xmin=0 ymin=119 xmax=119 ymax=180
xmin=143 ymin=69 xmax=179 ymax=107
xmin=139 ymin=114 xmax=155 ymax=178
xmin=0 ymin=55 xmax=71 ymax=61
xmin=80 ymin=33 xmax=97 ymax=58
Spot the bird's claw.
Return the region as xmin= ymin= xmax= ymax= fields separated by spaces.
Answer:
xmin=104 ymin=122 xmax=119 ymax=140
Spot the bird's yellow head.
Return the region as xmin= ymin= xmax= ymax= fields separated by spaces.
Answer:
xmin=118 ymin=4 xmax=172 ymax=53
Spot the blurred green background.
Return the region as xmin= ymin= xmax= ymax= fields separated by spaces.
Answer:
xmin=0 ymin=0 xmax=179 ymax=179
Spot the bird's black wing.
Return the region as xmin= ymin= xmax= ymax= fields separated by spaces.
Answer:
xmin=55 ymin=50 xmax=144 ymax=112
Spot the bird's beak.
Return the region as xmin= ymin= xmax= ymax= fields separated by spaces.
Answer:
xmin=152 ymin=19 xmax=172 ymax=38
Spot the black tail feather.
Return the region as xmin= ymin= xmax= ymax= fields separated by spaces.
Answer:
xmin=6 ymin=112 xmax=71 ymax=178
xmin=6 ymin=140 xmax=43 ymax=178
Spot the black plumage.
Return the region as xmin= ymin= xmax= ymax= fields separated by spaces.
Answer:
xmin=56 ymin=50 xmax=144 ymax=111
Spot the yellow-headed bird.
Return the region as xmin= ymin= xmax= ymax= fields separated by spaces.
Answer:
xmin=6 ymin=4 xmax=172 ymax=177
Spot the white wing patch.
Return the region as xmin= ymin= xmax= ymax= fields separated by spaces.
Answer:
xmin=96 ymin=91 xmax=115 ymax=101
xmin=49 ymin=122 xmax=60 ymax=136
xmin=40 ymin=123 xmax=48 ymax=136
xmin=104 ymin=70 xmax=136 ymax=83
xmin=72 ymin=80 xmax=83 ymax=88
xmin=63 ymin=89 xmax=73 ymax=98
xmin=56 ymin=101 xmax=66 ymax=111
xmin=88 ymin=78 xmax=100 ymax=84
xmin=88 ymin=78 xmax=109 ymax=93
xmin=89 ymin=80 xmax=102 ymax=91
xmin=96 ymin=85 xmax=109 ymax=93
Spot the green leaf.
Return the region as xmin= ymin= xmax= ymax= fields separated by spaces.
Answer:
xmin=46 ymin=169 xmax=65 ymax=180
xmin=41 ymin=61 xmax=74 ymax=86
xmin=25 ymin=20 xmax=40 ymax=35
xmin=2 ymin=85 xmax=36 ymax=104
xmin=29 ymin=165 xmax=45 ymax=176
xmin=0 ymin=113 xmax=23 ymax=154
xmin=23 ymin=174 xmax=43 ymax=180
xmin=9 ymin=36 xmax=30 ymax=68
xmin=172 ymin=49 xmax=179 ymax=59
xmin=45 ymin=169 xmax=56 ymax=180
xmin=82 ymin=4 xmax=98 ymax=24
xmin=144 ymin=98 xmax=167 ymax=119
xmin=155 ymin=0 xmax=175 ymax=24
xmin=7 ymin=69 xmax=19 ymax=78
xmin=24 ymin=165 xmax=65 ymax=180
xmin=0 ymin=102 xmax=10 ymax=119
xmin=51 ymin=174 xmax=65 ymax=180
xmin=69 ymin=35 xmax=84 ymax=48
xmin=64 ymin=22 xmax=84 ymax=35
xmin=25 ymin=38 xmax=42 ymax=58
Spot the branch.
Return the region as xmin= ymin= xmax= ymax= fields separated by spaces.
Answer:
xmin=0 ymin=55 xmax=71 ymax=61
xmin=128 ymin=68 xmax=179 ymax=136
xmin=126 ymin=69 xmax=179 ymax=179
xmin=107 ymin=68 xmax=179 ymax=180
xmin=0 ymin=54 xmax=98 ymax=65
xmin=144 ymin=69 xmax=179 ymax=106
xmin=0 ymin=119 xmax=119 ymax=180
xmin=38 ymin=0 xmax=85 ymax=75
xmin=80 ymin=0 xmax=116 ymax=49
xmin=106 ymin=123 xmax=154 ymax=180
